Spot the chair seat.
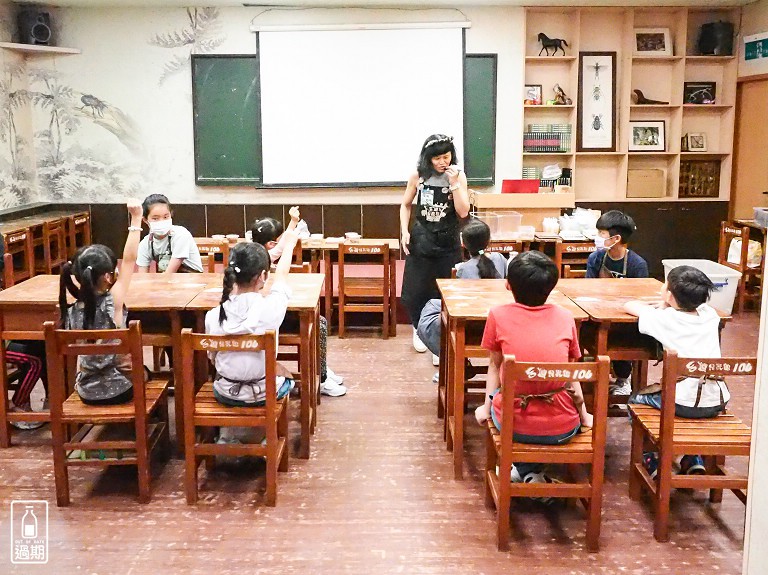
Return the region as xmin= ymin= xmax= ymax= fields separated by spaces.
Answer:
xmin=487 ymin=420 xmax=594 ymax=463
xmin=62 ymin=378 xmax=170 ymax=423
xmin=192 ymin=382 xmax=286 ymax=423
xmin=629 ymin=404 xmax=751 ymax=455
xmin=342 ymin=277 xmax=385 ymax=298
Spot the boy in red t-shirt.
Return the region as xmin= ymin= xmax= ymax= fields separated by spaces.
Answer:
xmin=475 ymin=251 xmax=592 ymax=483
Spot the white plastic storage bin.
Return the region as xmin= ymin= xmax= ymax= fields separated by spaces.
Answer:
xmin=661 ymin=259 xmax=742 ymax=315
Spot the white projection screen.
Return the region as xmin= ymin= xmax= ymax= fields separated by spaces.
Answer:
xmin=258 ymin=27 xmax=464 ymax=186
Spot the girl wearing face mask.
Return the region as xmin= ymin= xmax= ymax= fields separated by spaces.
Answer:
xmin=136 ymin=194 xmax=203 ymax=273
xmin=58 ymin=200 xmax=144 ymax=404
xmin=400 ymin=134 xmax=470 ymax=353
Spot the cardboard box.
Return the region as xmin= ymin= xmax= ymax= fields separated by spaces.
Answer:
xmin=627 ymin=168 xmax=666 ymax=198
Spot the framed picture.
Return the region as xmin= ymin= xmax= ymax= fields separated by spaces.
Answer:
xmin=524 ymin=84 xmax=542 ymax=105
xmin=577 ymin=51 xmax=617 ymax=152
xmin=683 ymin=81 xmax=717 ymax=104
xmin=687 ymin=132 xmax=707 ymax=152
xmin=633 ymin=28 xmax=673 ymax=57
xmin=628 ymin=120 xmax=666 ymax=152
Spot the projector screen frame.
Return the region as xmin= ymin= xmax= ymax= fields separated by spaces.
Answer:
xmin=254 ymin=26 xmax=468 ymax=190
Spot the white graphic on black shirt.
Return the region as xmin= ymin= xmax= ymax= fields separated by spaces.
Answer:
xmin=422 ymin=204 xmax=448 ymax=223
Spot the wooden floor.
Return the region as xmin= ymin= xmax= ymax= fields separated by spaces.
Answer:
xmin=1 ymin=313 xmax=759 ymax=574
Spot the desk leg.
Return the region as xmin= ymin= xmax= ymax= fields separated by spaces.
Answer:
xmin=389 ymin=252 xmax=397 ymax=337
xmin=0 ymin=321 xmax=10 ymax=448
xmin=451 ymin=319 xmax=466 ymax=480
xmin=171 ymin=311 xmax=185 ymax=458
xmin=437 ymin=304 xmax=448 ymax=422
xmin=324 ymin=250 xmax=333 ymax=329
xmin=445 ymin=316 xmax=456 ymax=450
xmin=299 ymin=309 xmax=314 ymax=459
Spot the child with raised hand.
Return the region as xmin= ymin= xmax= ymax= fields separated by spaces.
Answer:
xmin=205 ymin=231 xmax=299 ymax=410
xmin=58 ymin=200 xmax=144 ymax=404
xmin=474 ymin=251 xmax=593 ymax=487
xmin=624 ymin=265 xmax=726 ymax=478
xmin=586 ymin=210 xmax=649 ymax=396
xmin=137 ymin=193 xmax=203 ymax=273
xmin=250 ymin=207 xmax=346 ymax=397
xmin=456 ymin=218 xmax=508 ymax=280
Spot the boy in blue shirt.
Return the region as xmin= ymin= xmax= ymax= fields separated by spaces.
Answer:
xmin=586 ymin=210 xmax=649 ymax=395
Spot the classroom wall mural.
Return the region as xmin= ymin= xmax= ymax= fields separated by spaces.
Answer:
xmin=0 ymin=6 xmax=37 ymax=210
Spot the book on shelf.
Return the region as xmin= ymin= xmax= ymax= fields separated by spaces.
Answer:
xmin=523 ymin=123 xmax=572 ymax=153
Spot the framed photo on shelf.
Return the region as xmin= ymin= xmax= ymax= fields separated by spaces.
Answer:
xmin=687 ymin=132 xmax=707 ymax=152
xmin=524 ymin=84 xmax=542 ymax=105
xmin=629 ymin=120 xmax=666 ymax=152
xmin=577 ymin=51 xmax=617 ymax=152
xmin=633 ymin=28 xmax=673 ymax=57
xmin=683 ymin=81 xmax=717 ymax=104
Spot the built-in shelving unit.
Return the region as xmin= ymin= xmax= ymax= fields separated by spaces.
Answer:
xmin=523 ymin=6 xmax=738 ymax=202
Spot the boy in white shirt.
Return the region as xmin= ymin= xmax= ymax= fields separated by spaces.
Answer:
xmin=624 ymin=265 xmax=726 ymax=478
xmin=137 ymin=194 xmax=203 ymax=273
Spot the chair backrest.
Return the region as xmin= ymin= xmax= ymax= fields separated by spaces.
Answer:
xmin=338 ymin=241 xmax=391 ymax=296
xmin=554 ymin=240 xmax=596 ymax=276
xmin=659 ymin=351 xmax=757 ymax=436
xmin=179 ymin=329 xmax=279 ymax=418
xmin=292 ymin=238 xmax=304 ymax=265
xmin=2 ymin=228 xmax=35 ymax=283
xmin=195 ymin=237 xmax=230 ymax=273
xmin=450 ymin=267 xmax=458 ymax=279
xmin=43 ymin=320 xmax=147 ymax=420
xmin=717 ymin=221 xmax=752 ymax=273
xmin=499 ymin=355 xmax=611 ymax=451
xmin=562 ymin=264 xmax=586 ymax=279
xmin=290 ymin=262 xmax=311 ymax=273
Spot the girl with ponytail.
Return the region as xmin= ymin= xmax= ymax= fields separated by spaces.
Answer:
xmin=59 ymin=200 xmax=144 ymax=404
xmin=205 ymin=228 xmax=299 ymax=410
xmin=455 ymin=218 xmax=509 ymax=279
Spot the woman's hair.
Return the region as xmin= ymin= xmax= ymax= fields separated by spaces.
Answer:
xmin=142 ymin=193 xmax=172 ymax=218
xmin=417 ymin=134 xmax=459 ymax=179
xmin=666 ymin=265 xmax=715 ymax=311
xmin=462 ymin=218 xmax=498 ymax=279
xmin=506 ymin=250 xmax=558 ymax=307
xmin=219 ymin=242 xmax=271 ymax=325
xmin=250 ymin=217 xmax=284 ymax=247
xmin=59 ymin=244 xmax=118 ymax=329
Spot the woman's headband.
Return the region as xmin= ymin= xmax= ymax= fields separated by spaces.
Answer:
xmin=424 ymin=135 xmax=453 ymax=149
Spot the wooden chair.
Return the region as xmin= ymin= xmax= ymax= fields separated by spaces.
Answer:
xmin=485 ymin=355 xmax=610 ymax=552
xmin=67 ymin=211 xmax=92 ymax=257
xmin=35 ymin=218 xmax=68 ymax=275
xmin=0 ymin=256 xmax=22 ymax=398
xmin=1 ymin=228 xmax=35 ymax=286
xmin=337 ymin=241 xmax=390 ymax=339
xmin=180 ymin=329 xmax=289 ymax=505
xmin=717 ymin=221 xmax=763 ymax=313
xmin=553 ymin=241 xmax=596 ymax=278
xmin=628 ymin=351 xmax=756 ymax=542
xmin=44 ymin=320 xmax=171 ymax=506
xmin=194 ymin=237 xmax=230 ymax=273
xmin=562 ymin=264 xmax=586 ymax=278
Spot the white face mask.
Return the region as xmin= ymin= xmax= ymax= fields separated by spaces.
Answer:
xmin=149 ymin=219 xmax=173 ymax=236
xmin=594 ymin=235 xmax=615 ymax=250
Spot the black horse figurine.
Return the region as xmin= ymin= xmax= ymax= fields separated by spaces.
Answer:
xmin=538 ymin=33 xmax=568 ymax=56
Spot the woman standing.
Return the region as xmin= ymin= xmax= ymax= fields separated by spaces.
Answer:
xmin=400 ymin=134 xmax=469 ymax=353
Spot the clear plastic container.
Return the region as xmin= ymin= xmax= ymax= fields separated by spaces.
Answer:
xmin=494 ymin=210 xmax=522 ymax=240
xmin=472 ymin=211 xmax=499 ymax=238
xmin=662 ymin=259 xmax=743 ymax=315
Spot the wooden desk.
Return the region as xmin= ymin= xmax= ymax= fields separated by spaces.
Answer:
xmin=185 ymin=273 xmax=324 ymax=459
xmin=301 ymin=238 xmax=399 ymax=336
xmin=436 ymin=278 xmax=589 ymax=480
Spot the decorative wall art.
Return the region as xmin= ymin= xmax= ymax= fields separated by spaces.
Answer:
xmin=577 ymin=51 xmax=616 ymax=152
xmin=633 ymin=28 xmax=673 ymax=57
xmin=629 ymin=120 xmax=666 ymax=152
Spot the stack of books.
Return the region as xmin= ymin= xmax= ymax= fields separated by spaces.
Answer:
xmin=523 ymin=124 xmax=572 ymax=153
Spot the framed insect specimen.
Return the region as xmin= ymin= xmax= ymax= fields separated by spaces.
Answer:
xmin=577 ymin=51 xmax=617 ymax=152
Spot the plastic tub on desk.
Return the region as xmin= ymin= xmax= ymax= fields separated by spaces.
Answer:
xmin=662 ymin=259 xmax=742 ymax=315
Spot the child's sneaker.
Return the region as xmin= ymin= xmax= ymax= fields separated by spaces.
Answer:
xmin=643 ymin=451 xmax=659 ymax=480
xmin=431 ymin=372 xmax=439 ymax=384
xmin=609 ymin=375 xmax=632 ymax=396
xmin=320 ymin=379 xmax=347 ymax=397
xmin=412 ymin=328 xmax=427 ymax=353
xmin=9 ymin=403 xmax=46 ymax=430
xmin=325 ymin=368 xmax=344 ymax=384
xmin=432 ymin=354 xmax=440 ymax=366
xmin=522 ymin=471 xmax=560 ymax=505
xmin=679 ymin=455 xmax=706 ymax=475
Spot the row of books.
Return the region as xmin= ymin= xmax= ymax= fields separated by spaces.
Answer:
xmin=522 ymin=166 xmax=573 ymax=188
xmin=523 ymin=123 xmax=572 ymax=153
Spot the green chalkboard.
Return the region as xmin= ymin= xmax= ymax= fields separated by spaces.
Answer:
xmin=464 ymin=54 xmax=497 ymax=186
xmin=192 ymin=55 xmax=262 ymax=186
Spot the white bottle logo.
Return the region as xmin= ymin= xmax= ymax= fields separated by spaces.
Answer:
xmin=22 ymin=506 xmax=37 ymax=539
